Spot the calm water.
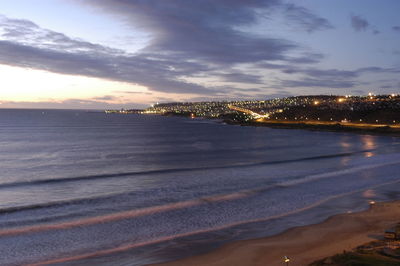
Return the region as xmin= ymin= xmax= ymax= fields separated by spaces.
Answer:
xmin=1 ymin=109 xmax=400 ymax=265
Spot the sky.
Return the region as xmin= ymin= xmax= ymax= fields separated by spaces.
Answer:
xmin=0 ymin=0 xmax=399 ymax=109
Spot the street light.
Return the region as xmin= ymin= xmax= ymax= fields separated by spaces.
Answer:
xmin=284 ymin=256 xmax=290 ymax=266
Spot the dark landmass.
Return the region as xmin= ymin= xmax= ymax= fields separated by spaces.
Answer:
xmin=311 ymin=240 xmax=400 ymax=266
xmin=105 ymin=109 xmax=143 ymax=114
xmin=155 ymin=95 xmax=400 ymax=137
xmin=224 ymin=118 xmax=400 ymax=137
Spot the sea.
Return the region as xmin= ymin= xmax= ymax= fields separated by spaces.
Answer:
xmin=1 ymin=109 xmax=400 ymax=265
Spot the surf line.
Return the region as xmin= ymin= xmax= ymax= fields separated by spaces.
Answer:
xmin=26 ymin=181 xmax=394 ymax=266
xmin=0 ymin=191 xmax=252 ymax=238
xmin=6 ymin=159 xmax=400 ymax=239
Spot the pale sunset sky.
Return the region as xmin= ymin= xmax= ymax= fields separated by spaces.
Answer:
xmin=0 ymin=0 xmax=399 ymax=109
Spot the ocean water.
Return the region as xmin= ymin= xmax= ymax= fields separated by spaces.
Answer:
xmin=1 ymin=109 xmax=400 ymax=265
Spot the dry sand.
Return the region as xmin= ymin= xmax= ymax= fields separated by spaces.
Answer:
xmin=155 ymin=201 xmax=400 ymax=266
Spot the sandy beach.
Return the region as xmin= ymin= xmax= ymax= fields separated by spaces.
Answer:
xmin=156 ymin=201 xmax=400 ymax=266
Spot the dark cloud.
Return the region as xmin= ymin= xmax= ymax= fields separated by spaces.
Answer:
xmin=0 ymin=3 xmax=319 ymax=97
xmin=92 ymin=95 xmax=118 ymax=101
xmin=262 ymin=64 xmax=400 ymax=81
xmin=114 ymin=91 xmax=153 ymax=95
xmin=272 ymin=65 xmax=400 ymax=90
xmin=351 ymin=15 xmax=369 ymax=31
xmin=241 ymin=88 xmax=263 ymax=92
xmin=286 ymin=53 xmax=324 ymax=64
xmin=351 ymin=89 xmax=365 ymax=95
xmin=1 ymin=2 xmax=395 ymax=99
xmin=279 ymin=78 xmax=356 ymax=89
xmin=282 ymin=68 xmax=358 ymax=79
xmin=284 ymin=4 xmax=333 ymax=33
xmin=381 ymin=85 xmax=394 ymax=89
xmin=153 ymin=96 xmax=178 ymax=103
xmin=0 ymin=38 xmax=216 ymax=95
xmin=7 ymin=43 xmax=211 ymax=93
xmin=78 ymin=0 xmax=299 ymax=65
xmin=0 ymin=15 xmax=217 ymax=95
xmin=357 ymin=67 xmax=400 ymax=74
xmin=217 ymin=73 xmax=263 ymax=84
xmin=393 ymin=26 xmax=400 ymax=32
xmin=0 ymin=1 xmax=334 ymax=97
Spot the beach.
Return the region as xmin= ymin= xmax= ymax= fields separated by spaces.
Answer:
xmin=156 ymin=201 xmax=400 ymax=266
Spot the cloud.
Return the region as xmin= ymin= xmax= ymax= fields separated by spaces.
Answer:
xmin=114 ymin=91 xmax=153 ymax=95
xmin=279 ymin=78 xmax=356 ymax=89
xmin=76 ymin=0 xmax=301 ymax=65
xmin=0 ymin=15 xmax=123 ymax=55
xmin=351 ymin=89 xmax=365 ymax=95
xmin=0 ymin=1 xmax=334 ymax=97
xmin=262 ymin=64 xmax=400 ymax=81
xmin=217 ymin=73 xmax=263 ymax=84
xmin=0 ymin=98 xmax=148 ymax=109
xmin=0 ymin=14 xmax=221 ymax=95
xmin=282 ymin=68 xmax=358 ymax=79
xmin=284 ymin=4 xmax=334 ymax=33
xmin=351 ymin=15 xmax=369 ymax=31
xmin=2 ymin=2 xmax=395 ymax=99
xmin=286 ymin=53 xmax=325 ymax=64
xmin=92 ymin=95 xmax=118 ymax=101
xmin=0 ymin=39 xmax=218 ymax=95
xmin=357 ymin=66 xmax=400 ymax=74
xmin=393 ymin=26 xmax=400 ymax=32
xmin=272 ymin=65 xmax=400 ymax=90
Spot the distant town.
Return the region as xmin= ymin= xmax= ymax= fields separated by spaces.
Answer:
xmin=106 ymin=94 xmax=400 ymax=133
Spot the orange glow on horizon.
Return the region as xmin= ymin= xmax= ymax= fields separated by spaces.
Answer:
xmin=0 ymin=64 xmax=150 ymax=104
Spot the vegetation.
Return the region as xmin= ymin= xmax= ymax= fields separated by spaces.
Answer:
xmin=311 ymin=251 xmax=400 ymax=266
xmin=310 ymin=240 xmax=400 ymax=266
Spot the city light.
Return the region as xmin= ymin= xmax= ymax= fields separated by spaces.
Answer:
xmin=141 ymin=95 xmax=400 ymax=128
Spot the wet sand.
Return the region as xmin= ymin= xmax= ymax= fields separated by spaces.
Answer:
xmin=155 ymin=201 xmax=400 ymax=266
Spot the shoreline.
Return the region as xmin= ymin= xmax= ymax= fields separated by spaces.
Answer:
xmin=155 ymin=200 xmax=400 ymax=266
xmin=224 ymin=119 xmax=400 ymax=137
xmin=160 ymin=113 xmax=400 ymax=137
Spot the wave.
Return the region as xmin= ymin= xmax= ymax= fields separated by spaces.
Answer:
xmin=1 ymin=151 xmax=397 ymax=225
xmin=2 ymin=156 xmax=399 ymax=236
xmin=0 ymin=190 xmax=253 ymax=238
xmin=0 ymin=150 xmax=373 ymax=190
xmin=279 ymin=159 xmax=400 ymax=187
xmin=26 ymin=177 xmax=400 ymax=266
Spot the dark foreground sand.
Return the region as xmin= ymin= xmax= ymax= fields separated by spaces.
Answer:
xmin=155 ymin=201 xmax=400 ymax=266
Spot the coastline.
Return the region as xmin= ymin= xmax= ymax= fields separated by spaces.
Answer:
xmin=161 ymin=113 xmax=400 ymax=137
xmin=154 ymin=201 xmax=400 ymax=266
xmin=223 ymin=119 xmax=400 ymax=137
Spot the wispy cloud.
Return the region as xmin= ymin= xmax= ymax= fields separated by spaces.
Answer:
xmin=217 ymin=73 xmax=264 ymax=84
xmin=351 ymin=15 xmax=369 ymax=31
xmin=279 ymin=78 xmax=356 ymax=89
xmin=0 ymin=97 xmax=148 ymax=109
xmin=284 ymin=3 xmax=334 ymax=33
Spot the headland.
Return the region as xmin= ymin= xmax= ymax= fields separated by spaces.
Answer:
xmin=140 ymin=94 xmax=400 ymax=136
